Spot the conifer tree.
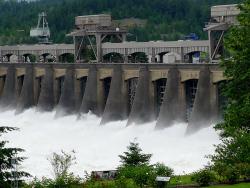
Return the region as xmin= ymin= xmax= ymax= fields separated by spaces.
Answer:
xmin=119 ymin=141 xmax=152 ymax=167
xmin=0 ymin=126 xmax=30 ymax=187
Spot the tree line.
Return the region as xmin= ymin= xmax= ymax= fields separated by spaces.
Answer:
xmin=0 ymin=0 xmax=242 ymax=45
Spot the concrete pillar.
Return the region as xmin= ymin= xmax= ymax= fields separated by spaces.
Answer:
xmin=16 ymin=66 xmax=35 ymax=113
xmin=151 ymin=48 xmax=156 ymax=63
xmin=35 ymin=54 xmax=40 ymax=63
xmin=37 ymin=67 xmax=55 ymax=111
xmin=210 ymin=82 xmax=220 ymax=122
xmin=180 ymin=47 xmax=184 ymax=63
xmin=101 ymin=66 xmax=127 ymax=124
xmin=124 ymin=48 xmax=129 ymax=63
xmin=56 ymin=67 xmax=76 ymax=116
xmin=208 ymin=30 xmax=214 ymax=63
xmin=127 ymin=66 xmax=155 ymax=126
xmin=96 ymin=34 xmax=102 ymax=63
xmin=156 ymin=67 xmax=186 ymax=128
xmin=0 ymin=65 xmax=16 ymax=108
xmin=122 ymin=33 xmax=127 ymax=42
xmin=187 ymin=66 xmax=213 ymax=133
xmin=0 ymin=76 xmax=5 ymax=97
xmin=80 ymin=65 xmax=99 ymax=115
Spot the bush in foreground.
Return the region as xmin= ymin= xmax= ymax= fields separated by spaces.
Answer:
xmin=191 ymin=168 xmax=216 ymax=186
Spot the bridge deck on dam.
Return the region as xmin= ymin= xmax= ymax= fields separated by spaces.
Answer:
xmin=0 ymin=62 xmax=226 ymax=132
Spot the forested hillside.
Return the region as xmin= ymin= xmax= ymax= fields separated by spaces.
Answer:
xmin=0 ymin=0 xmax=242 ymax=45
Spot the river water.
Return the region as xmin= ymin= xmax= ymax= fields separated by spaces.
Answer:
xmin=1 ymin=108 xmax=220 ymax=179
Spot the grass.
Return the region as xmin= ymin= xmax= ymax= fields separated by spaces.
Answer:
xmin=169 ymin=174 xmax=195 ymax=185
xmin=207 ymin=183 xmax=250 ymax=188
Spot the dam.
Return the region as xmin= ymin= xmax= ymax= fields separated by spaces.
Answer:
xmin=0 ymin=62 xmax=226 ymax=130
xmin=0 ymin=4 xmax=239 ymax=130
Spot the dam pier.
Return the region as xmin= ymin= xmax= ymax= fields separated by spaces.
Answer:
xmin=0 ymin=63 xmax=227 ymax=129
xmin=0 ymin=4 xmax=240 ymax=130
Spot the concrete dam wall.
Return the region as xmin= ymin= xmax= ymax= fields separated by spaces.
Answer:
xmin=0 ymin=63 xmax=227 ymax=130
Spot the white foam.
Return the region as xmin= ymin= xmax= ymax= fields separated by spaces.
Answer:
xmin=1 ymin=108 xmax=220 ymax=179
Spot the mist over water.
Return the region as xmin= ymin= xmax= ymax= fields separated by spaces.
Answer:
xmin=1 ymin=108 xmax=220 ymax=179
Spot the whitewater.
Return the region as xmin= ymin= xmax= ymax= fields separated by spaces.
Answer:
xmin=1 ymin=108 xmax=220 ymax=179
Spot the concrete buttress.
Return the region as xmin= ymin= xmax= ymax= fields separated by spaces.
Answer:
xmin=101 ymin=65 xmax=127 ymax=124
xmin=80 ymin=65 xmax=99 ymax=115
xmin=127 ymin=66 xmax=155 ymax=126
xmin=187 ymin=66 xmax=213 ymax=133
xmin=37 ymin=67 xmax=55 ymax=111
xmin=156 ymin=67 xmax=186 ymax=128
xmin=16 ymin=65 xmax=35 ymax=113
xmin=56 ymin=67 xmax=76 ymax=116
xmin=0 ymin=65 xmax=16 ymax=109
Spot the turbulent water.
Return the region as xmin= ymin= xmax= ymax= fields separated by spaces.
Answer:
xmin=1 ymin=108 xmax=220 ymax=179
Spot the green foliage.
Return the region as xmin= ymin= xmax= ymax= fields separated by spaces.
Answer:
xmin=208 ymin=183 xmax=250 ymax=188
xmin=153 ymin=162 xmax=174 ymax=177
xmin=119 ymin=141 xmax=152 ymax=167
xmin=0 ymin=0 xmax=242 ymax=45
xmin=0 ymin=126 xmax=30 ymax=188
xmin=117 ymin=141 xmax=173 ymax=187
xmin=25 ymin=150 xmax=82 ymax=188
xmin=211 ymin=0 xmax=250 ymax=183
xmin=117 ymin=165 xmax=154 ymax=188
xmin=191 ymin=168 xmax=216 ymax=186
xmin=24 ymin=174 xmax=82 ymax=188
xmin=170 ymin=174 xmax=195 ymax=185
xmin=48 ymin=150 xmax=77 ymax=179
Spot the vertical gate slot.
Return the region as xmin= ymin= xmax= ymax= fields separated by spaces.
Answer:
xmin=127 ymin=78 xmax=138 ymax=115
xmin=185 ymin=79 xmax=198 ymax=121
xmin=56 ymin=76 xmax=65 ymax=105
xmin=154 ymin=78 xmax=167 ymax=117
xmin=0 ymin=75 xmax=6 ymax=97
xmin=17 ymin=75 xmax=25 ymax=97
xmin=103 ymin=77 xmax=112 ymax=107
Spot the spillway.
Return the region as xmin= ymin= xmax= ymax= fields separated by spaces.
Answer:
xmin=1 ymin=108 xmax=220 ymax=179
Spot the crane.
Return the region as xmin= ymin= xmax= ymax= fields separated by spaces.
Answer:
xmin=30 ymin=12 xmax=51 ymax=44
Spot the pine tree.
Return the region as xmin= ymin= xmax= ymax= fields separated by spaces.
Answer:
xmin=0 ymin=126 xmax=30 ymax=187
xmin=119 ymin=141 xmax=152 ymax=167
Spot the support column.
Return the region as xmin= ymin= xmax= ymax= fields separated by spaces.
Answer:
xmin=37 ymin=67 xmax=55 ymax=111
xmin=101 ymin=66 xmax=127 ymax=124
xmin=16 ymin=66 xmax=35 ymax=113
xmin=180 ymin=47 xmax=184 ymax=63
xmin=56 ymin=67 xmax=76 ymax=116
xmin=96 ymin=34 xmax=102 ymax=63
xmin=80 ymin=65 xmax=99 ymax=115
xmin=156 ymin=67 xmax=186 ymax=128
xmin=127 ymin=66 xmax=155 ymax=126
xmin=187 ymin=66 xmax=213 ymax=133
xmin=124 ymin=48 xmax=129 ymax=63
xmin=151 ymin=48 xmax=156 ymax=63
xmin=122 ymin=33 xmax=127 ymax=42
xmin=0 ymin=65 xmax=16 ymax=108
xmin=208 ymin=30 xmax=214 ymax=63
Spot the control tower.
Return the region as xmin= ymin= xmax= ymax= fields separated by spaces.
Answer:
xmin=204 ymin=4 xmax=240 ymax=63
xmin=68 ymin=14 xmax=127 ymax=63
